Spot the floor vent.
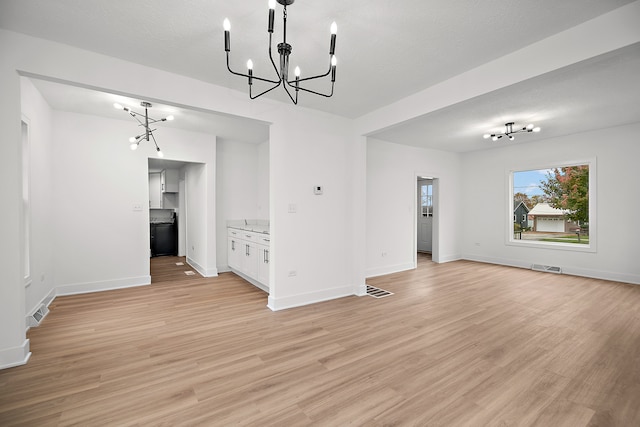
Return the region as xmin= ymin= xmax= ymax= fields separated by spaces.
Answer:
xmin=185 ymin=271 xmax=196 ymax=276
xmin=531 ymin=264 xmax=562 ymax=274
xmin=29 ymin=305 xmax=48 ymax=327
xmin=366 ymin=285 xmax=394 ymax=298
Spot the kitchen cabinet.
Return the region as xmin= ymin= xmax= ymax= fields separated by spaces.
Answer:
xmin=227 ymin=227 xmax=270 ymax=291
xmin=257 ymin=239 xmax=270 ymax=285
xmin=161 ymin=169 xmax=179 ymax=193
xmin=227 ymin=232 xmax=242 ymax=270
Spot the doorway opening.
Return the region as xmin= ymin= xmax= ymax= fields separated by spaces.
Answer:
xmin=148 ymin=158 xmax=205 ymax=281
xmin=415 ymin=175 xmax=439 ymax=266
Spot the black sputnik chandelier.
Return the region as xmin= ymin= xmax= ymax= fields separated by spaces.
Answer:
xmin=483 ymin=122 xmax=541 ymax=141
xmin=223 ymin=0 xmax=337 ymax=104
xmin=114 ymin=102 xmax=174 ymax=157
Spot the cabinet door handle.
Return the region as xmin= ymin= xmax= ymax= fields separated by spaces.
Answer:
xmin=265 ymin=249 xmax=269 ymax=263
xmin=246 ymin=244 xmax=250 ymax=256
xmin=231 ymin=240 xmax=235 ymax=251
xmin=246 ymin=234 xmax=252 ymax=238
xmin=263 ymin=238 xmax=270 ymax=242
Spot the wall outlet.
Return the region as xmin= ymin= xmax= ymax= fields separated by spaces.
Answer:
xmin=314 ymin=186 xmax=323 ymax=195
xmin=288 ymin=270 xmax=297 ymax=277
xmin=133 ymin=204 xmax=143 ymax=211
xmin=381 ymin=252 xmax=387 ymax=257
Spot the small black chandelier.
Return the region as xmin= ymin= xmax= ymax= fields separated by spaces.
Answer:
xmin=114 ymin=102 xmax=174 ymax=157
xmin=223 ymin=0 xmax=337 ymax=104
xmin=483 ymin=122 xmax=541 ymax=141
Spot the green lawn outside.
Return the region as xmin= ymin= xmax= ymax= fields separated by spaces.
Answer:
xmin=540 ymin=236 xmax=589 ymax=244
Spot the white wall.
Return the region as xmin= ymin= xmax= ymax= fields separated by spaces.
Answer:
xmin=49 ymin=110 xmax=217 ymax=293
xmin=215 ymin=139 xmax=265 ymax=272
xmin=185 ymin=163 xmax=211 ymax=276
xmin=366 ymin=138 xmax=463 ymax=277
xmin=268 ymin=112 xmax=356 ymax=310
xmin=20 ymin=77 xmax=55 ymax=319
xmin=460 ymin=123 xmax=640 ymax=284
xmin=257 ymin=140 xmax=270 ymax=220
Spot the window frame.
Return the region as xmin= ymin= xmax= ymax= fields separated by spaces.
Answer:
xmin=506 ymin=158 xmax=596 ymax=253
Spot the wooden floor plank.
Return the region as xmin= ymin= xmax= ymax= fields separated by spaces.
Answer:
xmin=1 ymin=254 xmax=639 ymax=425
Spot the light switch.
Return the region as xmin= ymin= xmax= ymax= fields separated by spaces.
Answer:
xmin=133 ymin=204 xmax=143 ymax=211
xmin=288 ymin=203 xmax=297 ymax=213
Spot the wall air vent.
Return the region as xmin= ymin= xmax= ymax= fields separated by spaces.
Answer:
xmin=531 ymin=264 xmax=562 ymax=274
xmin=29 ymin=304 xmax=49 ymax=327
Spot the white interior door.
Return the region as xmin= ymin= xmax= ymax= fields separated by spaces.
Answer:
xmin=417 ymin=179 xmax=433 ymax=253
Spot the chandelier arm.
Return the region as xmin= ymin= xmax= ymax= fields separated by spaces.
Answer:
xmin=267 ymin=33 xmax=282 ymax=81
xmin=249 ymin=80 xmax=283 ymax=100
xmin=290 ymin=81 xmax=334 ymax=98
xmin=290 ymin=62 xmax=332 ymax=84
xmin=149 ymin=131 xmax=161 ymax=151
xmin=226 ymin=52 xmax=280 ymax=84
xmin=129 ymin=112 xmax=146 ymax=127
xmin=280 ymin=81 xmax=299 ymax=105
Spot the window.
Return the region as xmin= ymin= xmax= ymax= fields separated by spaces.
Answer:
xmin=421 ymin=183 xmax=433 ymax=217
xmin=509 ymin=160 xmax=595 ymax=251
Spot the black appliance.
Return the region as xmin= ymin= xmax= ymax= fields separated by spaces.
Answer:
xmin=150 ymin=214 xmax=177 ymax=257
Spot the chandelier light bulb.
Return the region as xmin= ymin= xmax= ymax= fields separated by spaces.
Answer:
xmin=129 ymin=136 xmax=137 ymax=143
xmin=157 ymin=147 xmax=163 ymax=158
xmin=113 ymin=103 xmax=124 ymax=110
xmin=526 ymin=123 xmax=534 ymax=130
xmin=166 ymin=115 xmax=174 ymax=121
xmin=268 ymin=0 xmax=276 ymax=10
xmin=508 ymin=135 xmax=515 ymax=141
xmin=533 ymin=126 xmax=541 ymax=132
xmin=130 ymin=142 xmax=138 ymax=151
xmin=330 ymin=22 xmax=337 ymax=35
xmin=294 ymin=66 xmax=301 ymax=77
xmin=492 ymin=136 xmax=499 ymax=141
xmin=331 ymin=56 xmax=337 ymax=66
xmin=247 ymin=59 xmax=253 ymax=70
xmin=223 ymin=18 xmax=230 ymax=31
xmin=483 ymin=134 xmax=490 ymax=139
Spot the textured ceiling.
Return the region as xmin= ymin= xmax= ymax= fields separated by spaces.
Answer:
xmin=1 ymin=0 xmax=638 ymax=151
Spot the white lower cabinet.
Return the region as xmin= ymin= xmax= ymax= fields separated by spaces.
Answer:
xmin=227 ymin=236 xmax=242 ymax=270
xmin=227 ymin=228 xmax=269 ymax=291
xmin=257 ymin=237 xmax=270 ymax=285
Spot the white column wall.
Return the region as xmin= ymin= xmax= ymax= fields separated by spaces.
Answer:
xmin=20 ymin=77 xmax=55 ymax=319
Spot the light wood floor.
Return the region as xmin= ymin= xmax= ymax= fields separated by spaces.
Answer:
xmin=1 ymin=255 xmax=639 ymax=426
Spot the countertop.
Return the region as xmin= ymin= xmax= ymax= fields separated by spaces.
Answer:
xmin=228 ymin=224 xmax=270 ymax=235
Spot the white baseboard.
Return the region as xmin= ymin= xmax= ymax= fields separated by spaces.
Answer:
xmin=366 ymin=262 xmax=415 ymax=279
xmin=436 ymin=253 xmax=463 ymax=263
xmin=0 ymin=339 xmax=31 ymax=370
xmin=56 ymin=275 xmax=151 ymax=296
xmin=267 ymin=285 xmax=354 ymax=311
xmin=186 ymin=258 xmax=218 ymax=278
xmin=463 ymin=254 xmax=640 ymax=285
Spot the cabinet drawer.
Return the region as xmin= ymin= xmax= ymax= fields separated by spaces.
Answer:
xmin=227 ymin=228 xmax=242 ymax=239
